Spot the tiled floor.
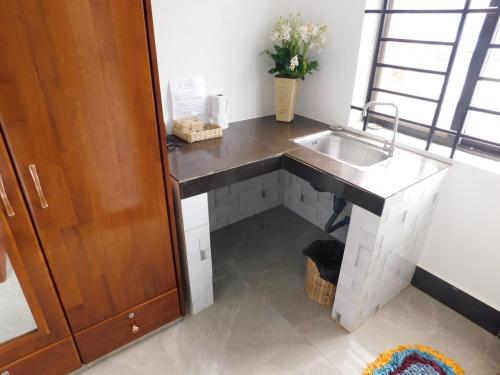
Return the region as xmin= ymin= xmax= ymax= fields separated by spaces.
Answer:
xmin=80 ymin=207 xmax=500 ymax=375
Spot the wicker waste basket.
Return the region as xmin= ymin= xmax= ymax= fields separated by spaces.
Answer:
xmin=304 ymin=258 xmax=336 ymax=306
xmin=303 ymin=239 xmax=344 ymax=306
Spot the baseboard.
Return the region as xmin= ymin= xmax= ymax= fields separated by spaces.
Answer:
xmin=411 ymin=267 xmax=500 ymax=337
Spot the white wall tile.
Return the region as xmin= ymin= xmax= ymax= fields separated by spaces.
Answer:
xmin=181 ymin=193 xmax=210 ymax=231
xmin=177 ymin=169 xmax=445 ymax=326
xmin=332 ymin=170 xmax=446 ymax=332
xmin=208 ymin=171 xmax=283 ymax=232
xmin=282 ymin=170 xmax=351 ymax=243
xmin=178 ymin=193 xmax=214 ymax=314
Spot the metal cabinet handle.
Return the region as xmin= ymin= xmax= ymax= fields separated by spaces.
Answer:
xmin=28 ymin=164 xmax=48 ymax=208
xmin=0 ymin=174 xmax=15 ymax=217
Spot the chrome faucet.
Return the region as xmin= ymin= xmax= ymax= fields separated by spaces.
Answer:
xmin=362 ymin=101 xmax=399 ymax=157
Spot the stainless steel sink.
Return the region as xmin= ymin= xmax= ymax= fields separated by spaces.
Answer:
xmin=294 ymin=131 xmax=389 ymax=167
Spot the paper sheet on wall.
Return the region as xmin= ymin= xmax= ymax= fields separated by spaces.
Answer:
xmin=169 ymin=77 xmax=207 ymax=120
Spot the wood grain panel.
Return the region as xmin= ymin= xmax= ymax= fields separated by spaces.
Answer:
xmin=75 ymin=289 xmax=181 ymax=363
xmin=0 ymin=0 xmax=179 ymax=332
xmin=1 ymin=337 xmax=81 ymax=375
xmin=0 ymin=132 xmax=71 ymax=367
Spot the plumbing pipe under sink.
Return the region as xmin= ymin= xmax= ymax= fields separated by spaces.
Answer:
xmin=308 ymin=182 xmax=350 ymax=235
xmin=324 ymin=196 xmax=347 ymax=233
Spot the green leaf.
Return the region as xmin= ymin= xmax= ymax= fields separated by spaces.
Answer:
xmin=309 ymin=60 xmax=319 ymax=70
xmin=261 ymin=41 xmax=321 ymax=79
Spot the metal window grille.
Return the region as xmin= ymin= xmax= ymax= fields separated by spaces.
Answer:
xmin=353 ymin=0 xmax=500 ymax=158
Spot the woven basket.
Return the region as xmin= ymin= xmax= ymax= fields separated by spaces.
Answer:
xmin=275 ymin=77 xmax=298 ymax=122
xmin=304 ymin=258 xmax=336 ymax=306
xmin=173 ymin=122 xmax=222 ymax=143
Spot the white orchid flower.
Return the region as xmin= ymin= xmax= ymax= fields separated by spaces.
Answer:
xmin=264 ymin=14 xmax=327 ymax=79
xmin=290 ymin=55 xmax=299 ymax=71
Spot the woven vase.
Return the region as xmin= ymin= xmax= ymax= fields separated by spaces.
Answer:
xmin=275 ymin=77 xmax=298 ymax=122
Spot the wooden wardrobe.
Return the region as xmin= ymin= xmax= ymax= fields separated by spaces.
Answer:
xmin=0 ymin=0 xmax=183 ymax=372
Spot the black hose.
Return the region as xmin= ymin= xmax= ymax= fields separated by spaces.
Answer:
xmin=325 ymin=196 xmax=347 ymax=233
xmin=307 ymin=182 xmax=349 ymax=234
xmin=327 ymin=216 xmax=350 ymax=233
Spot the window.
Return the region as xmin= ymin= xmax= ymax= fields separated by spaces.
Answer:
xmin=351 ymin=0 xmax=500 ymax=158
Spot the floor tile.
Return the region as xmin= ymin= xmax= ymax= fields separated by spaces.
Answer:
xmin=80 ymin=207 xmax=500 ymax=375
xmin=469 ymin=359 xmax=498 ymax=375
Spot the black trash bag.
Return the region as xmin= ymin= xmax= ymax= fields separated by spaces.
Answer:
xmin=303 ymin=240 xmax=345 ymax=285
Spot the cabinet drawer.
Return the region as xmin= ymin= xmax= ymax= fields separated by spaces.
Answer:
xmin=0 ymin=337 xmax=81 ymax=375
xmin=74 ymin=289 xmax=181 ymax=363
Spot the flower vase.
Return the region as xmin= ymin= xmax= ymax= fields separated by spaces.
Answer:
xmin=275 ymin=77 xmax=298 ymax=122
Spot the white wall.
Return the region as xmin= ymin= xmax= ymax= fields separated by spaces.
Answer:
xmin=419 ymin=163 xmax=500 ymax=311
xmin=294 ymin=1 xmax=366 ymax=126
xmin=151 ymin=0 xmax=366 ymax=132
xmin=151 ymin=0 xmax=289 ymax=132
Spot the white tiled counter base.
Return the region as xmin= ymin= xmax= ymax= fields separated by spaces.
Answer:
xmin=178 ymin=171 xmax=289 ymax=314
xmin=208 ymin=171 xmax=283 ymax=232
xmin=332 ymin=169 xmax=448 ymax=332
xmin=282 ymin=170 xmax=351 ymax=244
xmin=178 ymin=193 xmax=214 ymax=314
xmin=176 ymin=168 xmax=447 ymax=330
xmin=208 ymin=170 xmax=349 ymax=242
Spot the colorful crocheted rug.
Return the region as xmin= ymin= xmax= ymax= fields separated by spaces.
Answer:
xmin=363 ymin=345 xmax=464 ymax=375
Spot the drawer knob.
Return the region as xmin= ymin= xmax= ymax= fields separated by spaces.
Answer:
xmin=131 ymin=324 xmax=140 ymax=334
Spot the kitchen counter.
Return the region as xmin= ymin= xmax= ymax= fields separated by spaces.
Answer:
xmin=168 ymin=115 xmax=450 ymax=215
xmin=170 ymin=115 xmax=451 ymax=322
xmin=168 ymin=115 xmax=326 ymax=184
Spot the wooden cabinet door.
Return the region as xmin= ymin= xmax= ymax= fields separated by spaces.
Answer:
xmin=0 ymin=133 xmax=75 ymax=369
xmin=0 ymin=1 xmax=179 ymax=332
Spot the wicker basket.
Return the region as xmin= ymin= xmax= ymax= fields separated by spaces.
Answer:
xmin=304 ymin=258 xmax=336 ymax=306
xmin=173 ymin=122 xmax=222 ymax=143
xmin=275 ymin=77 xmax=298 ymax=122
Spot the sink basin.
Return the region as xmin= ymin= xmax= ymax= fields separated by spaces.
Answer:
xmin=294 ymin=131 xmax=389 ymax=167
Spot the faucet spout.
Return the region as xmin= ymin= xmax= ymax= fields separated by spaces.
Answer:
xmin=362 ymin=101 xmax=399 ymax=157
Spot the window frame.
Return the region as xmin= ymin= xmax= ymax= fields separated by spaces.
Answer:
xmin=354 ymin=0 xmax=500 ymax=158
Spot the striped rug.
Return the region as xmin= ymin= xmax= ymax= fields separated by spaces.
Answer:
xmin=363 ymin=345 xmax=464 ymax=375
